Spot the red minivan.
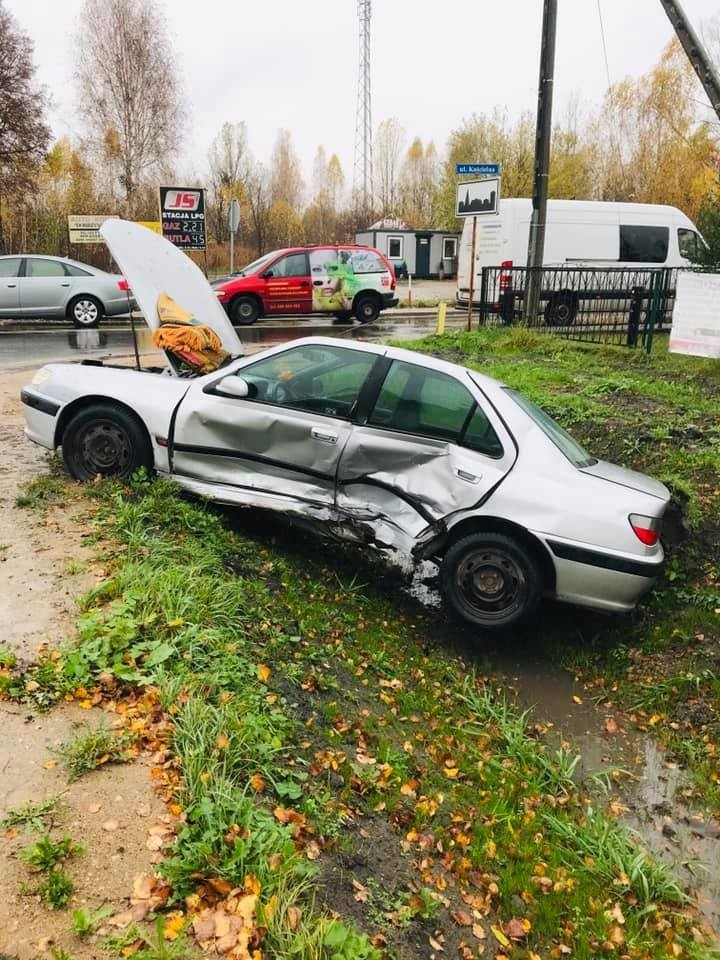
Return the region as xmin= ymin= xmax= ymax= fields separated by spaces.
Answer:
xmin=212 ymin=244 xmax=398 ymax=325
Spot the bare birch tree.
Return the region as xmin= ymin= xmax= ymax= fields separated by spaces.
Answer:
xmin=75 ymin=0 xmax=183 ymax=208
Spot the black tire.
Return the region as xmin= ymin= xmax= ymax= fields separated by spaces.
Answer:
xmin=231 ymin=296 xmax=261 ymax=326
xmin=544 ymin=291 xmax=577 ymax=327
xmin=334 ymin=310 xmax=352 ymax=323
xmin=354 ymin=295 xmax=380 ymax=324
xmin=68 ymin=295 xmax=102 ymax=329
xmin=62 ymin=403 xmax=153 ymax=482
xmin=439 ymin=532 xmax=542 ymax=630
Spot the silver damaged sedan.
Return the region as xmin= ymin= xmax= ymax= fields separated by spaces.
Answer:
xmin=20 ymin=221 xmax=670 ymax=631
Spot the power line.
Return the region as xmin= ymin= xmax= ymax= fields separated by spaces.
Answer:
xmin=596 ymin=0 xmax=612 ymax=88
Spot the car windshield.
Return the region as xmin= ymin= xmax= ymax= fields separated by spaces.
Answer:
xmin=236 ymin=252 xmax=275 ymax=276
xmin=506 ymin=389 xmax=596 ymax=468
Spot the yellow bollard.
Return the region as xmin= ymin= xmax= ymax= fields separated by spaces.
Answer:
xmin=436 ymin=301 xmax=447 ymax=335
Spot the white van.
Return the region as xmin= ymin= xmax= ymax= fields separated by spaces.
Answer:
xmin=457 ymin=199 xmax=704 ymax=322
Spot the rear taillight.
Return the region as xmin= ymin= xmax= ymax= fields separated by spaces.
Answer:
xmin=117 ymin=279 xmax=129 ymax=292
xmin=500 ymin=259 xmax=513 ymax=290
xmin=629 ymin=514 xmax=662 ymax=546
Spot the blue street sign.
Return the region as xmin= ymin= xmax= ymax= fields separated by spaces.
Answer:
xmin=456 ymin=163 xmax=501 ymax=176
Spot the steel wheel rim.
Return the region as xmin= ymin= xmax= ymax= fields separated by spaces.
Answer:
xmin=73 ymin=299 xmax=99 ymax=325
xmin=238 ymin=301 xmax=254 ymax=319
xmin=77 ymin=420 xmax=131 ymax=474
xmin=454 ymin=548 xmax=526 ymax=621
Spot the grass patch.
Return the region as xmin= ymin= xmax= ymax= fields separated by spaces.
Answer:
xmin=15 ymin=474 xmax=67 ymax=509
xmin=21 ymin=833 xmax=85 ymax=871
xmin=0 ymin=795 xmax=62 ymax=832
xmin=52 ymin=719 xmax=134 ymax=781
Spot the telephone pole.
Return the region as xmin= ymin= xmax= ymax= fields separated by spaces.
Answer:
xmin=659 ymin=0 xmax=720 ymax=123
xmin=525 ymin=0 xmax=557 ymax=325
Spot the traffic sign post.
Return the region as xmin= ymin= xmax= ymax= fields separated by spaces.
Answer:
xmin=228 ymin=200 xmax=240 ymax=275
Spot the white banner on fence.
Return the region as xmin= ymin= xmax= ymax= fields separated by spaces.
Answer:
xmin=669 ymin=272 xmax=720 ymax=359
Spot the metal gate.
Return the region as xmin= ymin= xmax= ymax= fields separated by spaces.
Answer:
xmin=476 ymin=265 xmax=678 ymax=352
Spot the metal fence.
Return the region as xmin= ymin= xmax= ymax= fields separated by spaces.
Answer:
xmin=475 ymin=265 xmax=679 ymax=352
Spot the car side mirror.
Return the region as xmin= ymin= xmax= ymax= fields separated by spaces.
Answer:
xmin=261 ymin=269 xmax=274 ymax=279
xmin=214 ymin=376 xmax=250 ymax=398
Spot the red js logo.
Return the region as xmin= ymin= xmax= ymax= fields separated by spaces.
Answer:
xmin=164 ymin=190 xmax=201 ymax=211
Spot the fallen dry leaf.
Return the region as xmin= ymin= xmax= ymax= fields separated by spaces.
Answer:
xmin=146 ymin=834 xmax=164 ymax=851
xmin=505 ymin=917 xmax=528 ymax=940
xmin=451 ymin=910 xmax=473 ymax=927
xmin=604 ymin=717 xmax=619 ymax=735
xmin=352 ymin=879 xmax=369 ymax=903
xmin=88 ymin=803 xmax=103 ymax=813
xmin=258 ymin=664 xmax=271 ymax=682
xmin=102 ymin=819 xmax=120 ymax=832
xmin=428 ymin=934 xmax=444 ymax=951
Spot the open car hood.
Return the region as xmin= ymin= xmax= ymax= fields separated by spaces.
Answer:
xmin=100 ymin=220 xmax=244 ymax=369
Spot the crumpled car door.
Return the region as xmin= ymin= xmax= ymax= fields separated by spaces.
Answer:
xmin=335 ymin=358 xmax=516 ymax=550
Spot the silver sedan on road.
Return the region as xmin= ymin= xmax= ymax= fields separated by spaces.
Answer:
xmin=0 ymin=254 xmax=135 ymax=328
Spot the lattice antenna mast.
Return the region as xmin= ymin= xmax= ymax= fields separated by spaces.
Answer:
xmin=353 ymin=0 xmax=373 ymax=206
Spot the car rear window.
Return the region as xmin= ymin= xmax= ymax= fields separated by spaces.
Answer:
xmin=342 ymin=249 xmax=387 ymax=274
xmin=506 ymin=389 xmax=596 ymax=468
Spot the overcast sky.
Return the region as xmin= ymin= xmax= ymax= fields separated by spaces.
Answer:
xmin=6 ymin=0 xmax=719 ymax=193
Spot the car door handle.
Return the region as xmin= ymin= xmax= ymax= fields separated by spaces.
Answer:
xmin=455 ymin=467 xmax=481 ymax=484
xmin=311 ymin=427 xmax=338 ymax=444
xmin=61 ymin=282 xmax=70 ymax=287
xmin=6 ymin=283 xmax=16 ymax=288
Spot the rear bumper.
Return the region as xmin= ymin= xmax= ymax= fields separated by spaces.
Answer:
xmin=382 ymin=294 xmax=399 ymax=309
xmin=103 ymin=295 xmax=138 ymax=316
xmin=542 ymin=534 xmax=664 ymax=612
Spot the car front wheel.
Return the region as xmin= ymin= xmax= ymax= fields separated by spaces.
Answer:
xmin=231 ymin=296 xmax=261 ymax=326
xmin=69 ymin=296 xmax=102 ymax=328
xmin=62 ymin=403 xmax=153 ymax=481
xmin=439 ymin=532 xmax=542 ymax=630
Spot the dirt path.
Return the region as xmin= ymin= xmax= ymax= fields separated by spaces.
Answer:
xmin=0 ymin=371 xmax=165 ymax=960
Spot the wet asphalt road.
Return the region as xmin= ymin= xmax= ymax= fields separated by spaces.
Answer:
xmin=0 ymin=311 xmax=467 ymax=371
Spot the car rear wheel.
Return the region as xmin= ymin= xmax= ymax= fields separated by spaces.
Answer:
xmin=62 ymin=403 xmax=152 ymax=482
xmin=440 ymin=532 xmax=542 ymax=630
xmin=231 ymin=296 xmax=261 ymax=326
xmin=354 ymin=295 xmax=380 ymax=324
xmin=69 ymin=296 xmax=102 ymax=329
xmin=545 ymin=291 xmax=577 ymax=326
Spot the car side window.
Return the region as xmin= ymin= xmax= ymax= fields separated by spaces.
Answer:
xmin=270 ymin=253 xmax=308 ymax=278
xmin=368 ymin=360 xmax=503 ymax=455
xmin=65 ymin=263 xmax=93 ymax=277
xmin=0 ymin=258 xmax=22 ymax=278
xmin=237 ymin=344 xmax=377 ymax=419
xmin=27 ymin=258 xmax=66 ymax=278
xmin=678 ymin=228 xmax=699 ymax=262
